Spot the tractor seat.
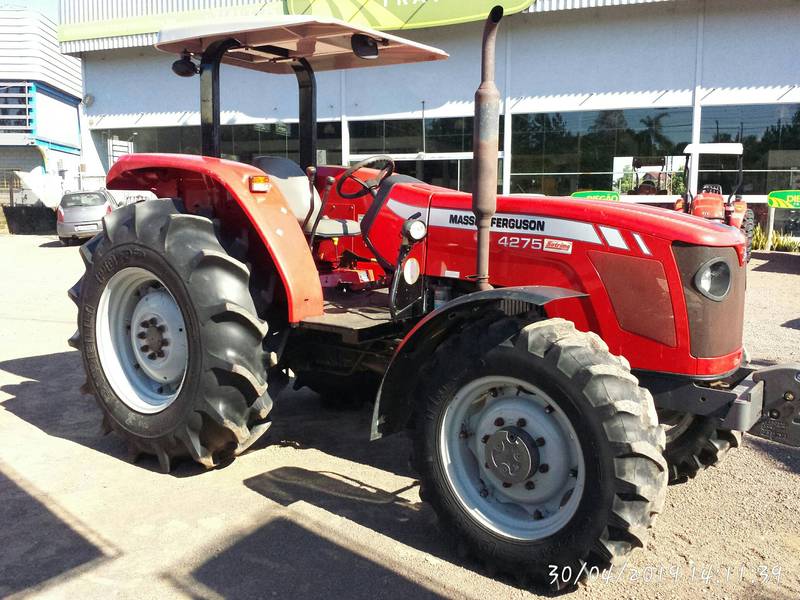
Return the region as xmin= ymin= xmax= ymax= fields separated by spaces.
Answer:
xmin=252 ymin=156 xmax=360 ymax=238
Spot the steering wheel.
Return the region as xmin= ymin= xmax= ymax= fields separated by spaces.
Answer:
xmin=336 ymin=155 xmax=395 ymax=199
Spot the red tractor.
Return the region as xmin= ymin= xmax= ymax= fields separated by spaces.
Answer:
xmin=675 ymin=143 xmax=756 ymax=261
xmin=69 ymin=8 xmax=799 ymax=588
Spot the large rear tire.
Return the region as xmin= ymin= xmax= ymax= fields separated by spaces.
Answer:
xmin=68 ymin=200 xmax=274 ymax=472
xmin=659 ymin=410 xmax=741 ymax=485
xmin=414 ymin=316 xmax=667 ymax=587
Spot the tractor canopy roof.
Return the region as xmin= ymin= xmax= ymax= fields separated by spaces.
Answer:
xmin=683 ymin=143 xmax=744 ymax=156
xmin=156 ymin=15 xmax=449 ymax=75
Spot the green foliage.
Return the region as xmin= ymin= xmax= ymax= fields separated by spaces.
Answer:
xmin=772 ymin=230 xmax=800 ymax=252
xmin=753 ymin=224 xmax=800 ymax=252
xmin=752 ymin=224 xmax=767 ymax=250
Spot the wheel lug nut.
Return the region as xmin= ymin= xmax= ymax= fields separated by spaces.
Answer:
xmin=140 ymin=345 xmax=149 ymax=352
xmin=525 ymin=481 xmax=535 ymax=490
xmin=535 ymin=437 xmax=545 ymax=447
xmin=769 ymin=409 xmax=780 ymax=419
xmin=140 ymin=321 xmax=149 ymax=328
xmin=784 ymin=391 xmax=795 ymax=402
xmin=137 ymin=332 xmax=146 ymax=339
xmin=481 ymin=435 xmax=490 ymax=444
xmin=494 ymin=418 xmax=504 ymax=427
xmin=502 ymin=482 xmax=512 ymax=488
xmin=161 ymin=339 xmax=169 ymax=347
xmin=157 ymin=325 xmax=166 ymax=333
xmin=480 ymin=489 xmax=489 ymax=498
xmin=544 ymin=405 xmax=554 ymax=414
xmin=539 ymin=464 xmax=549 ymax=473
xmin=156 ymin=350 xmax=165 ymax=358
xmin=147 ymin=352 xmax=156 ymax=360
xmin=149 ymin=318 xmax=158 ymax=326
xmin=517 ymin=418 xmax=526 ymax=427
xmin=533 ymin=510 xmax=543 ymax=520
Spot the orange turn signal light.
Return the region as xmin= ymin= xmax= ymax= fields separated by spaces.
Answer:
xmin=249 ymin=175 xmax=272 ymax=193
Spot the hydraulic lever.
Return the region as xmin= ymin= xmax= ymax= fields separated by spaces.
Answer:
xmin=302 ymin=165 xmax=317 ymax=230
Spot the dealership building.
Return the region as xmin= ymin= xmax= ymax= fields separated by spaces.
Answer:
xmin=0 ymin=9 xmax=82 ymax=205
xmin=59 ymin=0 xmax=799 ymax=232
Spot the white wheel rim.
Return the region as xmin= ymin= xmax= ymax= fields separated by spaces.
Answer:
xmin=95 ymin=267 xmax=189 ymax=414
xmin=439 ymin=376 xmax=586 ymax=541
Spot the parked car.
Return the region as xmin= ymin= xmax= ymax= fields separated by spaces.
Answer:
xmin=56 ymin=190 xmax=118 ymax=245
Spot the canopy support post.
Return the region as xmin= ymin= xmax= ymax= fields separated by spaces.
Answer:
xmin=200 ymin=38 xmax=240 ymax=158
xmin=293 ymin=58 xmax=317 ymax=171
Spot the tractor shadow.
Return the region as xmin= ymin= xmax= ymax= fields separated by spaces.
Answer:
xmin=180 ymin=516 xmax=449 ymax=600
xmin=242 ymin=466 xmax=562 ymax=596
xmin=750 ymin=251 xmax=800 ymax=274
xmin=0 ymin=350 xmax=203 ymax=477
xmin=747 ymin=435 xmax=800 ymax=475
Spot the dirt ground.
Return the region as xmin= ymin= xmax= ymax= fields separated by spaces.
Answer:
xmin=0 ymin=234 xmax=798 ymax=600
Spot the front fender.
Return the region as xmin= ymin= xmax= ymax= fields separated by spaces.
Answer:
xmin=370 ymin=286 xmax=586 ymax=440
xmin=107 ymin=153 xmax=323 ymax=323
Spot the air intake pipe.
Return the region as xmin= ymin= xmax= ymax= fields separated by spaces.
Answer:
xmin=471 ymin=5 xmax=503 ymax=291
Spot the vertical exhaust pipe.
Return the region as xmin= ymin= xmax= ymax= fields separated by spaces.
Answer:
xmin=472 ymin=5 xmax=503 ymax=291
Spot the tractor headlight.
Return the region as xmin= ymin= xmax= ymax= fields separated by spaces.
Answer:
xmin=402 ymin=219 xmax=427 ymax=243
xmin=694 ymin=258 xmax=731 ymax=302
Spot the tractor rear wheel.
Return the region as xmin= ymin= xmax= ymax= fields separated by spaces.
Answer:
xmin=413 ymin=316 xmax=667 ymax=587
xmin=659 ymin=410 xmax=741 ymax=485
xmin=740 ymin=208 xmax=755 ymax=262
xmin=68 ymin=200 xmax=274 ymax=472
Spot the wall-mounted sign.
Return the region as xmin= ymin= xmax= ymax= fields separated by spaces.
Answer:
xmin=571 ymin=190 xmax=621 ymax=202
xmin=60 ymin=0 xmax=534 ymax=42
xmin=286 ymin=0 xmax=535 ymax=30
xmin=768 ymin=190 xmax=800 ymax=209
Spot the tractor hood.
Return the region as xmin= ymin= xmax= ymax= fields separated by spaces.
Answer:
xmin=423 ymin=189 xmax=745 ymax=249
xmin=495 ymin=194 xmax=745 ymax=248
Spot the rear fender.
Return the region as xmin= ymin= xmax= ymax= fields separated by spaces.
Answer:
xmin=370 ymin=286 xmax=586 ymax=440
xmin=106 ymin=153 xmax=323 ymax=322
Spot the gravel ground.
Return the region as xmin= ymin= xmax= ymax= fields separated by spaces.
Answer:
xmin=0 ymin=235 xmax=798 ymax=600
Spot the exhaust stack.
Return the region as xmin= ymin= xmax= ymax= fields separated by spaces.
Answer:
xmin=471 ymin=5 xmax=503 ymax=291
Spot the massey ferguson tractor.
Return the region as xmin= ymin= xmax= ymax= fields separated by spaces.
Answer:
xmin=68 ymin=8 xmax=800 ymax=588
xmin=675 ymin=143 xmax=756 ymax=261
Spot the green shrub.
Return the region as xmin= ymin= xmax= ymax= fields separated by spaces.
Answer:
xmin=772 ymin=230 xmax=800 ymax=253
xmin=751 ymin=224 xmax=800 ymax=253
xmin=752 ymin=224 xmax=767 ymax=250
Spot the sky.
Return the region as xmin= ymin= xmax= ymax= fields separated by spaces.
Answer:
xmin=1 ymin=0 xmax=59 ymax=21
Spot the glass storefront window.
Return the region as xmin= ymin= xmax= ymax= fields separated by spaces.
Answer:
xmin=700 ymin=104 xmax=800 ymax=195
xmin=394 ymin=158 xmax=501 ymax=193
xmin=350 ymin=119 xmax=422 ymax=154
xmin=95 ymin=122 xmax=341 ymax=169
xmin=510 ymin=108 xmax=692 ymax=195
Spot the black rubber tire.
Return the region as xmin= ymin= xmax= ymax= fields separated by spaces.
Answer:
xmin=660 ymin=411 xmax=742 ymax=485
xmin=59 ymin=236 xmax=71 ymax=246
xmin=740 ymin=208 xmax=754 ymax=263
xmin=413 ymin=315 xmax=667 ymax=588
xmin=68 ymin=199 xmax=274 ymax=473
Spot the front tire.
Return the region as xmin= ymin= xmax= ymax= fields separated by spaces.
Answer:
xmin=414 ymin=316 xmax=667 ymax=587
xmin=69 ymin=200 xmax=274 ymax=472
xmin=659 ymin=410 xmax=742 ymax=484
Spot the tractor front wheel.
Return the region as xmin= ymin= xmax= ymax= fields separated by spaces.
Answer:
xmin=69 ymin=200 xmax=274 ymax=472
xmin=659 ymin=410 xmax=741 ymax=484
xmin=414 ymin=316 xmax=667 ymax=587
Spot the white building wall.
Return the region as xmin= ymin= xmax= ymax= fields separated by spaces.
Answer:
xmin=0 ymin=10 xmax=82 ymax=97
xmin=80 ymin=0 xmax=799 ymax=127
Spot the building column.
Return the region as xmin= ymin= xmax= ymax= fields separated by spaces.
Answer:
xmin=689 ymin=0 xmax=706 ymax=196
xmin=340 ymin=70 xmax=350 ymax=165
